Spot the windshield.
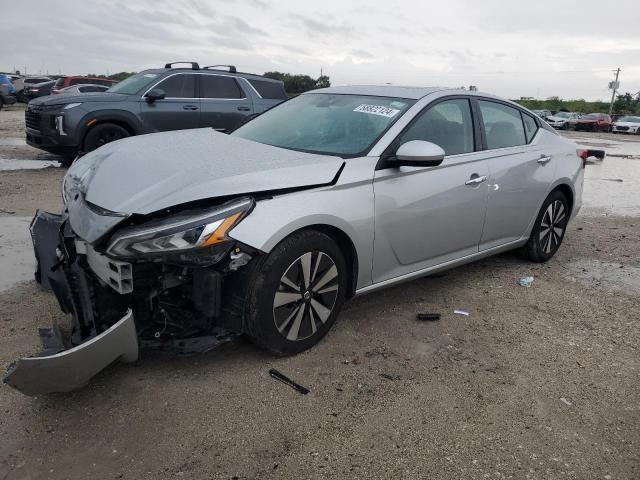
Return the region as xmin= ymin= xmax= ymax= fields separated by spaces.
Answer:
xmin=108 ymin=72 xmax=160 ymax=95
xmin=232 ymin=93 xmax=415 ymax=156
xmin=554 ymin=112 xmax=571 ymax=118
xmin=581 ymin=114 xmax=601 ymax=120
xmin=619 ymin=116 xmax=640 ymax=123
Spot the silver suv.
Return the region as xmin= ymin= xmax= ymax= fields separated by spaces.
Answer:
xmin=6 ymin=86 xmax=585 ymax=395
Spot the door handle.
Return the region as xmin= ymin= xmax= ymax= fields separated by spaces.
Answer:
xmin=182 ymin=105 xmax=198 ymax=110
xmin=465 ymin=174 xmax=487 ymax=186
xmin=537 ymin=155 xmax=552 ymax=165
xmin=237 ymin=106 xmax=251 ymax=111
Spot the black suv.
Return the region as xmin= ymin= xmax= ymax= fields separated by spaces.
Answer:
xmin=25 ymin=62 xmax=287 ymax=161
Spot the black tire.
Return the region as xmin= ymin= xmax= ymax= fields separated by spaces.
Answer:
xmin=59 ymin=155 xmax=77 ymax=167
xmin=244 ymin=230 xmax=348 ymax=356
xmin=519 ymin=190 xmax=569 ymax=263
xmin=0 ymin=97 xmax=4 ymax=110
xmin=83 ymin=122 xmax=130 ymax=153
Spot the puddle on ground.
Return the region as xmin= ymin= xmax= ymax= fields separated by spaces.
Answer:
xmin=0 ymin=158 xmax=60 ymax=170
xmin=582 ymin=156 xmax=640 ymax=216
xmin=565 ymin=259 xmax=640 ymax=297
xmin=0 ymin=137 xmax=27 ymax=146
xmin=0 ymin=217 xmax=35 ymax=292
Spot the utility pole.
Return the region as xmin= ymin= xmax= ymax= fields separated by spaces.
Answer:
xmin=608 ymin=68 xmax=621 ymax=116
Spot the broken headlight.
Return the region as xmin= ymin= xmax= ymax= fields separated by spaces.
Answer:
xmin=106 ymin=197 xmax=254 ymax=258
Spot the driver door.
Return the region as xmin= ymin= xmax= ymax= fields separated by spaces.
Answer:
xmin=139 ymin=73 xmax=200 ymax=133
xmin=372 ymin=97 xmax=490 ymax=283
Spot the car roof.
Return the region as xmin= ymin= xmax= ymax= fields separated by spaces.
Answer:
xmin=305 ymin=85 xmax=508 ymax=101
xmin=140 ymin=68 xmax=281 ymax=83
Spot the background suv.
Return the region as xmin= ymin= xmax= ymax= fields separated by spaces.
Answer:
xmin=25 ymin=62 xmax=288 ymax=160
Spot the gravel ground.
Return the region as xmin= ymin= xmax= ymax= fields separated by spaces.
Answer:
xmin=0 ymin=105 xmax=639 ymax=480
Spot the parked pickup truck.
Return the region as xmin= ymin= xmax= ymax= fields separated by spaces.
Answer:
xmin=25 ymin=62 xmax=288 ymax=161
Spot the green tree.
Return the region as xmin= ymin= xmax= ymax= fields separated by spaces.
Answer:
xmin=612 ymin=92 xmax=640 ymax=115
xmin=263 ymin=71 xmax=331 ymax=94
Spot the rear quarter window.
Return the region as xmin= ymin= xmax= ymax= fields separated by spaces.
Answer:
xmin=247 ymin=79 xmax=288 ymax=99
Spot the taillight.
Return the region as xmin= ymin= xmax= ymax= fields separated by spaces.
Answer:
xmin=577 ymin=149 xmax=588 ymax=168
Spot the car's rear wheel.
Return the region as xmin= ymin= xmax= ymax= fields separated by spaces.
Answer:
xmin=244 ymin=230 xmax=348 ymax=356
xmin=83 ymin=123 xmax=130 ymax=153
xmin=519 ymin=190 xmax=569 ymax=263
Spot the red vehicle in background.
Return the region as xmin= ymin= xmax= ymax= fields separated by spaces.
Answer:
xmin=574 ymin=113 xmax=612 ymax=132
xmin=52 ymin=76 xmax=115 ymax=94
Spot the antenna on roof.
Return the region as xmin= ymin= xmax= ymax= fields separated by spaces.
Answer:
xmin=202 ymin=65 xmax=237 ymax=73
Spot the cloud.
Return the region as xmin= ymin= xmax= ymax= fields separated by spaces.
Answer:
xmin=0 ymin=0 xmax=638 ymax=100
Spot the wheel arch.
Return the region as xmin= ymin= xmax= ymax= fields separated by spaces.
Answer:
xmin=77 ymin=110 xmax=142 ymax=151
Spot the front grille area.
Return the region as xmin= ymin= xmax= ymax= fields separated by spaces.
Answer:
xmin=616 ymin=126 xmax=629 ymax=131
xmin=25 ymin=105 xmax=43 ymax=132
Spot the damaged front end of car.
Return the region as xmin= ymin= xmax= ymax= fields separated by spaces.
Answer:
xmin=4 ymin=193 xmax=259 ymax=396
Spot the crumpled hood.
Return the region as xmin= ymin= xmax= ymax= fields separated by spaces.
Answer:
xmin=66 ymin=128 xmax=344 ymax=215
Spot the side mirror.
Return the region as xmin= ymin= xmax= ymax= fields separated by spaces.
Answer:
xmin=145 ymin=88 xmax=166 ymax=103
xmin=393 ymin=140 xmax=445 ymax=167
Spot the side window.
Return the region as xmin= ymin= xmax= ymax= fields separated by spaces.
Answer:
xmin=154 ymin=74 xmax=196 ymax=98
xmin=398 ymin=98 xmax=474 ymax=156
xmin=521 ymin=112 xmax=538 ymax=143
xmin=247 ymin=79 xmax=288 ymax=99
xmin=200 ymin=75 xmax=243 ymax=99
xmin=478 ymin=100 xmax=527 ymax=149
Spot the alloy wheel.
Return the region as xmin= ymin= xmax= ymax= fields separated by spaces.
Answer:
xmin=539 ymin=200 xmax=567 ymax=254
xmin=273 ymin=251 xmax=339 ymax=341
xmin=96 ymin=129 xmax=126 ymax=147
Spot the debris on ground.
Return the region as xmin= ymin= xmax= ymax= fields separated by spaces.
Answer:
xmin=268 ymin=368 xmax=309 ymax=395
xmin=560 ymin=397 xmax=573 ymax=406
xmin=416 ymin=313 xmax=441 ymax=321
xmin=518 ymin=276 xmax=535 ymax=287
xmin=454 ymin=309 xmax=469 ymax=316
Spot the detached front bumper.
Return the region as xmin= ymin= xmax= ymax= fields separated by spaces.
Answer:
xmin=2 ymin=211 xmax=138 ymax=396
xmin=4 ymin=310 xmax=138 ymax=396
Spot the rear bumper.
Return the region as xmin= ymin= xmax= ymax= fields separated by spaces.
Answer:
xmin=3 ymin=310 xmax=138 ymax=396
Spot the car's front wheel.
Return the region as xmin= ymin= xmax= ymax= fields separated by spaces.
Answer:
xmin=519 ymin=190 xmax=569 ymax=263
xmin=244 ymin=230 xmax=348 ymax=355
xmin=83 ymin=122 xmax=130 ymax=153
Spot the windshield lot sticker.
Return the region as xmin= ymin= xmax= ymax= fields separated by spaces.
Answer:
xmin=354 ymin=104 xmax=400 ymax=118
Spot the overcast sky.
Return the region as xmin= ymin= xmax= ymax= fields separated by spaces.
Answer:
xmin=2 ymin=0 xmax=639 ymax=101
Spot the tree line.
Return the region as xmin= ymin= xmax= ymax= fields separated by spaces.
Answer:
xmin=514 ymin=93 xmax=640 ymax=115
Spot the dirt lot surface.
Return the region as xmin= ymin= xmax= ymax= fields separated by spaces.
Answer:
xmin=0 ymin=104 xmax=639 ymax=479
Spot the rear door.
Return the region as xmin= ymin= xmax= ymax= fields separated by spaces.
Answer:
xmin=476 ymin=99 xmax=555 ymax=250
xmin=139 ymin=73 xmax=200 ymax=132
xmin=198 ymin=74 xmax=253 ymax=132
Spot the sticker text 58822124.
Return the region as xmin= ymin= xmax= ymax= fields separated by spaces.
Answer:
xmin=353 ymin=104 xmax=401 ymax=118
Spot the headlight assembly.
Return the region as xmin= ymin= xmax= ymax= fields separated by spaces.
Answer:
xmin=106 ymin=197 xmax=254 ymax=258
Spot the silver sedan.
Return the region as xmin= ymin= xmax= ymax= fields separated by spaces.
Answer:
xmin=6 ymin=86 xmax=585 ymax=395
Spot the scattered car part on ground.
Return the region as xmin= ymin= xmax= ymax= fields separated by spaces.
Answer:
xmin=24 ymin=62 xmax=287 ymax=160
xmin=268 ymin=369 xmax=310 ymax=395
xmin=4 ymin=85 xmax=587 ymax=395
xmin=574 ymin=113 xmax=612 ymax=132
xmin=611 ymin=116 xmax=640 ymax=134
xmin=416 ymin=313 xmax=441 ymax=321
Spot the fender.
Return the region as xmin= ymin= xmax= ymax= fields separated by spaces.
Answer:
xmin=76 ymin=109 xmax=144 ymax=148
